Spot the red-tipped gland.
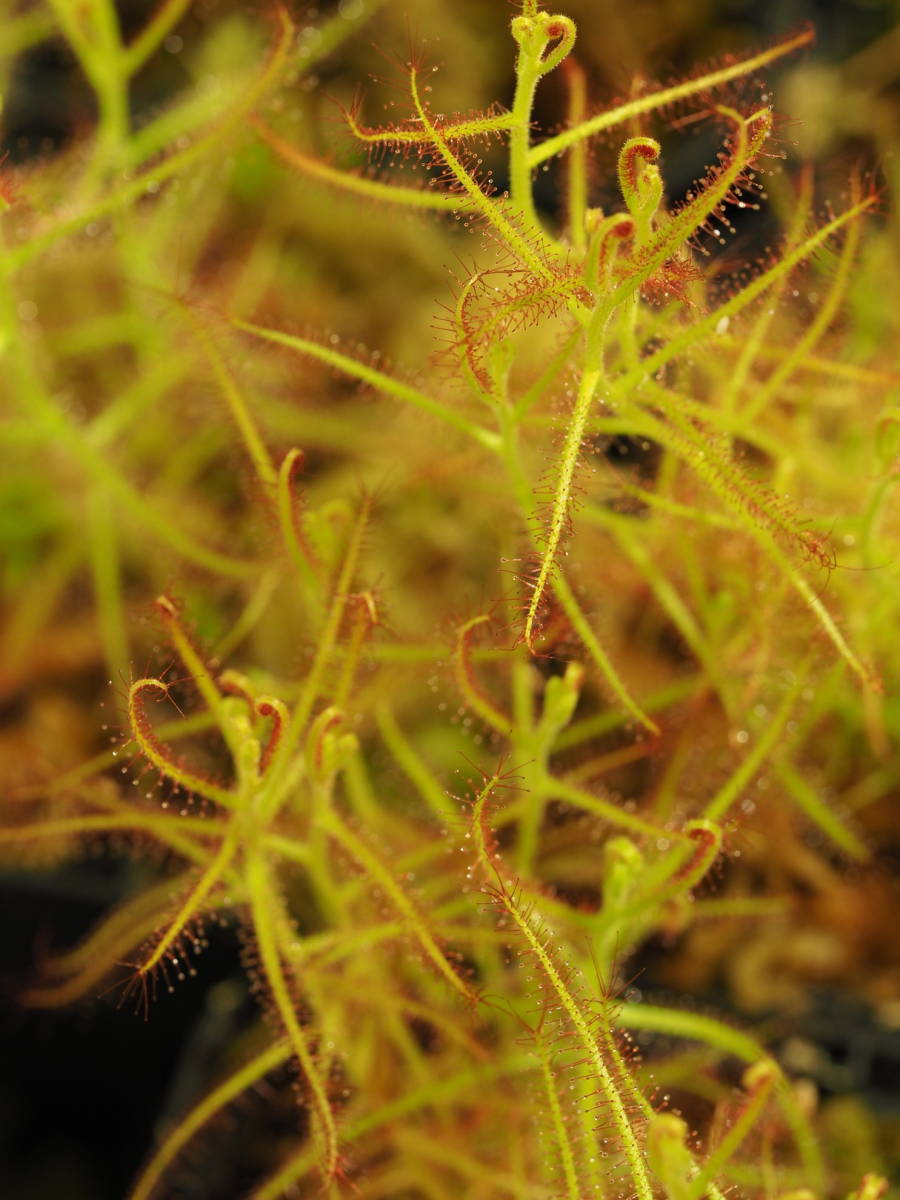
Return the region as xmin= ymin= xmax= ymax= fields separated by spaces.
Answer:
xmin=618 ymin=137 xmax=663 ymax=237
xmin=454 ymin=615 xmax=511 ymax=733
xmin=129 ymin=676 xmax=181 ymax=744
xmin=511 ymin=13 xmax=575 ymax=76
xmin=256 ymin=697 xmax=288 ymax=775
xmin=128 ymin=676 xmax=235 ymax=807
xmin=151 ymin=592 xmax=222 ymax=707
xmin=278 ymin=447 xmax=319 ymax=568
xmin=218 ymin=669 xmax=257 ymax=709
xmin=674 ymin=818 xmax=723 ymax=890
xmin=742 ymin=1058 xmax=779 ymax=1093
xmin=283 ymin=446 xmax=305 ymax=485
xmin=306 ymin=706 xmax=345 ymax=778
xmin=128 ymin=679 xmax=183 ymax=783
xmin=536 ymin=14 xmax=576 ymax=74
xmin=348 ymin=591 xmax=378 ymax=630
xmin=154 ymin=594 xmax=180 ymax=623
xmin=618 ymin=137 xmax=661 ymax=194
xmin=585 ymin=213 xmax=635 ymax=291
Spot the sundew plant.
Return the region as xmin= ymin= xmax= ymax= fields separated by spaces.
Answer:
xmin=1 ymin=1 xmax=899 ymax=1197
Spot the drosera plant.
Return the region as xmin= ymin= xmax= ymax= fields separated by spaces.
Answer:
xmin=3 ymin=557 xmax=838 ymax=1197
xmin=123 ymin=584 xmax=483 ymax=1184
xmin=2 ymin=0 xmax=898 ymax=1197
xmin=245 ymin=4 xmax=881 ymax=712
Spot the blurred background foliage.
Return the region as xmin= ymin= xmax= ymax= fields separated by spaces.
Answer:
xmin=1 ymin=0 xmax=899 ymax=1197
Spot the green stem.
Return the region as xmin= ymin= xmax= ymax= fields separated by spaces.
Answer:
xmin=509 ymin=53 xmax=544 ymax=231
xmin=529 ymin=29 xmax=813 ymax=167
xmin=409 ymin=68 xmax=553 ymax=280
xmin=233 ymin=319 xmax=499 ymax=451
xmin=123 ymin=0 xmax=192 ymax=76
xmin=524 ymin=363 xmax=601 ymax=649
xmin=246 ymin=850 xmax=338 ymax=1178
xmin=498 ymin=405 xmax=657 ymax=733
